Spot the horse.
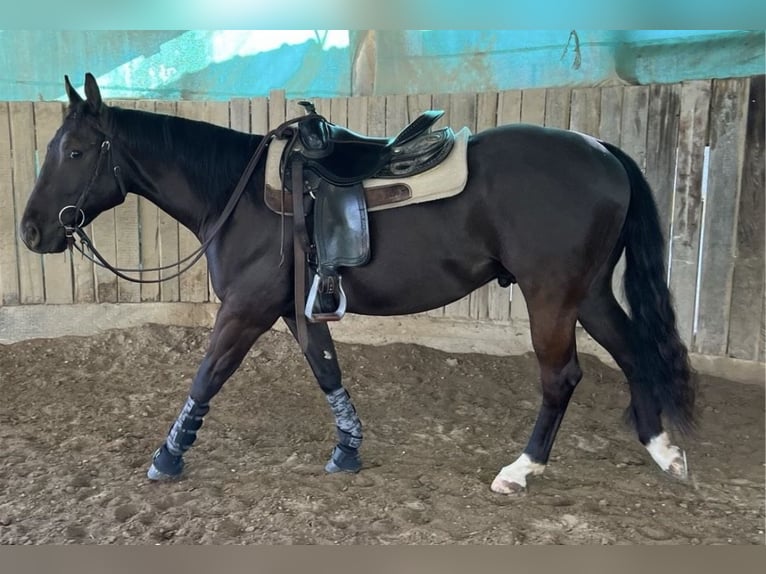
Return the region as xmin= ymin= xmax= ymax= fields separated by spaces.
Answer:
xmin=19 ymin=73 xmax=696 ymax=494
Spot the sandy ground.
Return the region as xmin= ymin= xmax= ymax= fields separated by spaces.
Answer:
xmin=0 ymin=324 xmax=763 ymax=545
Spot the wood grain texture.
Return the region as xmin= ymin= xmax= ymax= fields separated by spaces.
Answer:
xmin=694 ymin=78 xmax=750 ymax=356
xmin=174 ymin=101 xmax=209 ymax=303
xmin=670 ymin=80 xmax=712 ymax=347
xmin=0 ymin=102 xmax=20 ymax=305
xmin=108 ymin=100 xmax=141 ymax=304
xmin=727 ymin=75 xmax=765 ymax=361
xmin=154 ymin=101 xmax=181 ymax=302
xmin=10 ymin=102 xmax=45 ymax=303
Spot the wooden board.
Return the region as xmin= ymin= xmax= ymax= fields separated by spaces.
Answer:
xmin=33 ymin=101 xmax=73 ymax=305
xmin=520 ymin=89 xmax=546 ymax=125
xmin=487 ymin=90 xmax=521 ymax=321
xmin=330 ymin=97 xmax=348 ymax=126
xmin=0 ymin=102 xmax=20 ymax=305
xmin=229 ymin=98 xmax=250 ymax=134
xmin=133 ymin=100 xmax=160 ymax=302
xmin=174 ymin=101 xmax=210 ymax=303
xmin=367 ymin=95 xmax=387 ymax=138
xmin=620 ymin=86 xmax=650 ymax=171
xmin=285 ymin=98 xmax=304 ymax=126
xmin=313 ymin=98 xmax=331 ymax=121
xmin=612 ymin=86 xmax=650 ymax=312
xmin=669 ymin=80 xmax=712 ymax=347
xmin=108 ymin=100 xmax=141 ymax=304
xmin=9 ymin=102 xmax=45 ymax=304
xmin=407 ymin=94 xmax=432 ymax=128
xmin=544 ymin=88 xmax=571 ymax=129
xmin=204 ymin=101 xmax=230 ymax=304
xmin=596 ymin=86 xmax=628 ymax=310
xmin=471 ymin=91 xmax=500 ymax=322
xmin=694 ymin=78 xmax=751 ymax=356
xmin=496 ymin=89 xmax=521 ymax=128
xmin=598 ymin=86 xmax=624 ymax=145
xmin=385 ymin=94 xmax=407 ymax=132
xmin=726 ymin=75 xmax=765 ymax=361
xmin=569 ymin=88 xmax=601 ymax=136
xmin=154 ymin=101 xmax=181 ymax=302
xmin=268 ymin=90 xmax=286 ymax=130
xmin=251 ymin=98 xmax=269 ymax=135
xmin=348 ymin=96 xmax=370 ymax=133
xmin=347 ymin=96 xmax=369 ymax=133
xmin=645 ymin=83 xmax=682 ymax=248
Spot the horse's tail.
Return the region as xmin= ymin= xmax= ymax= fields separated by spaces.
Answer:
xmin=602 ymin=141 xmax=697 ymax=434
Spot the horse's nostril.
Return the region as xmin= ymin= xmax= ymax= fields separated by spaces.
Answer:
xmin=21 ymin=222 xmax=41 ymax=249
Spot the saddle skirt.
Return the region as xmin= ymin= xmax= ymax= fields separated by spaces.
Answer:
xmin=264 ymin=127 xmax=472 ymax=216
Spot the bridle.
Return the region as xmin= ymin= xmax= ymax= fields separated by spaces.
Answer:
xmin=60 ymin=115 xmax=306 ymax=284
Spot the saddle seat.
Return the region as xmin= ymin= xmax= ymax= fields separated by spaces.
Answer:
xmin=292 ymin=101 xmax=451 ymax=184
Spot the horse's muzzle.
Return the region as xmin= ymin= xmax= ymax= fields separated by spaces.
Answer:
xmin=20 ymin=220 xmax=41 ymax=251
xmin=19 ymin=220 xmax=67 ymax=253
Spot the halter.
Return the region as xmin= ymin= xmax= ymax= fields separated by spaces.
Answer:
xmin=61 ymin=115 xmax=306 ymax=284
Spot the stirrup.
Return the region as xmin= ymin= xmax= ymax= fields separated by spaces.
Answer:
xmin=305 ymin=274 xmax=347 ymax=322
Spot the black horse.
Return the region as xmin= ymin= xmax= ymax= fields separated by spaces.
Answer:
xmin=20 ymin=74 xmax=695 ymax=494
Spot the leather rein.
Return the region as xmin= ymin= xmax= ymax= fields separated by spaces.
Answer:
xmin=61 ymin=115 xmax=305 ymax=284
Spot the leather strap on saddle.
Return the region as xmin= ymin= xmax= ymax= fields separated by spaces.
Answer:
xmin=291 ymin=157 xmax=310 ymax=352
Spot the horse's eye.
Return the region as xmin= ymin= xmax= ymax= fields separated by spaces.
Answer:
xmin=69 ymin=150 xmax=82 ymax=159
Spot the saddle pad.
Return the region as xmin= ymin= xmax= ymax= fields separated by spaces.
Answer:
xmin=264 ymin=127 xmax=471 ymax=214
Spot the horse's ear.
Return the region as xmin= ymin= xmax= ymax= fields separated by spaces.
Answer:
xmin=64 ymin=75 xmax=83 ymax=106
xmin=83 ymin=73 xmax=103 ymax=114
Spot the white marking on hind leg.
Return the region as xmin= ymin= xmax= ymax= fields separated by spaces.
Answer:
xmin=646 ymin=432 xmax=688 ymax=480
xmin=491 ymin=453 xmax=546 ymax=494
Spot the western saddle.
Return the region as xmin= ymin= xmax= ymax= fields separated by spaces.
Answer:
xmin=277 ymin=101 xmax=455 ymax=342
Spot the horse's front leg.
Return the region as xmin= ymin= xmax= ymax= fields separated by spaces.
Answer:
xmin=147 ymin=302 xmax=279 ymax=480
xmin=282 ymin=316 xmax=363 ymax=473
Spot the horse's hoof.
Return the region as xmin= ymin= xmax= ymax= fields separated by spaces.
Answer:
xmin=664 ymin=449 xmax=689 ymax=481
xmin=490 ymin=477 xmax=526 ymax=495
xmin=146 ymin=446 xmax=184 ymax=481
xmin=324 ymin=446 xmax=362 ymax=474
xmin=147 ymin=463 xmax=182 ymax=481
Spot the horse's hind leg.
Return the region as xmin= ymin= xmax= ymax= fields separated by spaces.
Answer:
xmin=491 ymin=296 xmax=582 ymax=494
xmin=147 ymin=301 xmax=279 ymax=480
xmin=577 ymin=280 xmax=688 ymax=479
xmin=282 ymin=316 xmax=363 ymax=473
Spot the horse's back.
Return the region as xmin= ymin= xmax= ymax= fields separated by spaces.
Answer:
xmin=468 ymin=123 xmax=630 ymax=198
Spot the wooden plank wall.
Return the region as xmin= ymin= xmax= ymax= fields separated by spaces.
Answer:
xmin=0 ymin=76 xmax=763 ymax=363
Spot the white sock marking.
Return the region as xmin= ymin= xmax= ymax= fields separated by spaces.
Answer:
xmin=491 ymin=453 xmax=546 ymax=493
xmin=646 ymin=432 xmax=688 ymax=479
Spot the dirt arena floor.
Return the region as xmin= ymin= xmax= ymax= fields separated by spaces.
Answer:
xmin=0 ymin=324 xmax=763 ymax=545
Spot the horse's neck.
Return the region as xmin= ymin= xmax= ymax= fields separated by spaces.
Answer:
xmin=125 ymin=154 xmax=209 ymax=237
xmin=111 ymin=109 xmax=262 ymax=240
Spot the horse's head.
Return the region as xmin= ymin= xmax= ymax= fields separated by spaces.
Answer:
xmin=20 ymin=73 xmax=127 ymax=253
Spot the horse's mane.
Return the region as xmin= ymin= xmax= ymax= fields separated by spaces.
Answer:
xmin=108 ymin=106 xmax=264 ymax=210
